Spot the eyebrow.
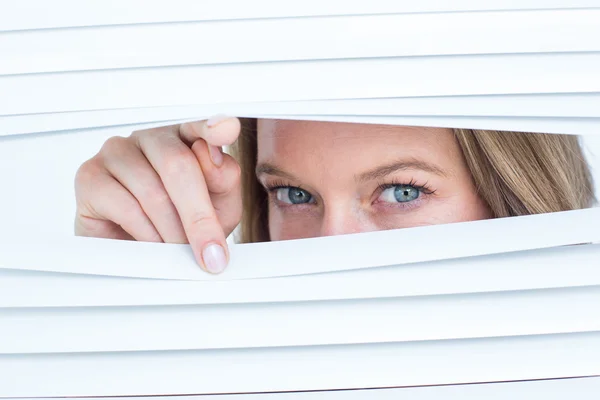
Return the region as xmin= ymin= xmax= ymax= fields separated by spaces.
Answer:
xmin=256 ymin=159 xmax=447 ymax=182
xmin=357 ymin=159 xmax=448 ymax=182
xmin=256 ymin=163 xmax=299 ymax=181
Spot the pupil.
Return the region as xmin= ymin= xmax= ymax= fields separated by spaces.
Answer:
xmin=394 ymin=185 xmax=418 ymax=202
xmin=290 ymin=188 xmax=310 ymax=204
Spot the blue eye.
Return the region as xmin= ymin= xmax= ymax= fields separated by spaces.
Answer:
xmin=276 ymin=187 xmax=314 ymax=204
xmin=380 ymin=185 xmax=420 ymax=203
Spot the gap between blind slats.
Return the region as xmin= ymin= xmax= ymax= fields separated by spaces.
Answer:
xmin=0 ymin=208 xmax=597 ymax=280
xmin=2 ymin=332 xmax=600 ymax=396
xmin=2 ymin=53 xmax=600 ymax=116
xmin=1 ymin=10 xmax=599 ymax=75
xmin=0 ymin=244 xmax=597 ymax=308
xmin=2 ymin=0 xmax=599 ymax=32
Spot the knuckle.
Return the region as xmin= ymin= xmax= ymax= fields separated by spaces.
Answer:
xmin=74 ymin=158 xmax=101 ymax=191
xmin=132 ymin=124 xmax=178 ymax=140
xmin=188 ymin=211 xmax=220 ymax=233
xmin=74 ymin=163 xmax=106 ymax=219
xmin=140 ymin=184 xmax=173 ymax=210
xmin=130 ymin=127 xmax=146 ymax=138
xmin=161 ymin=148 xmax=196 ymax=177
xmin=74 ymin=160 xmax=92 ymax=184
xmin=100 ymin=136 xmax=129 ymax=156
xmin=130 ymin=128 xmax=147 ymax=143
xmin=119 ymin=199 xmax=144 ymax=225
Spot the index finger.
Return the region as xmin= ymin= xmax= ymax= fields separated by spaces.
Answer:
xmin=136 ymin=131 xmax=230 ymax=274
xmin=179 ymin=115 xmax=242 ymax=147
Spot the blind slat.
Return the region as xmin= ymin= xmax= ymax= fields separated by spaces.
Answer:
xmin=1 ymin=5 xmax=599 ymax=398
xmin=3 ymin=0 xmax=599 ymax=32
xmin=2 ymin=332 xmax=600 ymax=396
xmin=1 ymin=244 xmax=597 ymax=308
xmin=0 ymin=208 xmax=597 ymax=280
xmin=3 ymin=53 xmax=600 ymax=116
xmin=2 ymin=10 xmax=599 ymax=75
xmin=3 ymin=286 xmax=600 ymax=354
xmin=3 ymin=93 xmax=600 ymax=137
xmin=25 ymin=377 xmax=600 ymax=400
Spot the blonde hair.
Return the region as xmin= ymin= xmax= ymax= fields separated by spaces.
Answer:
xmin=231 ymin=119 xmax=596 ymax=243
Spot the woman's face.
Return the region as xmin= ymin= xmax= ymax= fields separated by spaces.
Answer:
xmin=256 ymin=119 xmax=492 ymax=241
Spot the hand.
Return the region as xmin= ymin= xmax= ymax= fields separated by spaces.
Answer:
xmin=74 ymin=116 xmax=243 ymax=274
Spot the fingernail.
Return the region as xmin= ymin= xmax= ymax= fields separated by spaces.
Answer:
xmin=206 ymin=114 xmax=231 ymax=128
xmin=208 ymin=145 xmax=224 ymax=167
xmin=202 ymin=243 xmax=227 ymax=274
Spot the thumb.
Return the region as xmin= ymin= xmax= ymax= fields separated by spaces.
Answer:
xmin=179 ymin=116 xmax=241 ymax=147
xmin=191 ymin=139 xmax=243 ymax=239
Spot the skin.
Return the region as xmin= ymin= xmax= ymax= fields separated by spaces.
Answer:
xmin=256 ymin=120 xmax=491 ymax=241
xmin=75 ymin=117 xmax=491 ymax=274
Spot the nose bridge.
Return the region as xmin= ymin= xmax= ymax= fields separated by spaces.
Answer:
xmin=320 ymin=200 xmax=364 ymax=237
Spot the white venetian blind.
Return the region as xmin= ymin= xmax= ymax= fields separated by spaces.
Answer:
xmin=0 ymin=1 xmax=599 ymax=398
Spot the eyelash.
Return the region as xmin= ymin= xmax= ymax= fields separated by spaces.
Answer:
xmin=263 ymin=178 xmax=437 ymax=201
xmin=264 ymin=179 xmax=303 ymax=193
xmin=375 ymin=178 xmax=437 ymax=196
xmin=263 ymin=180 xmax=314 ymax=209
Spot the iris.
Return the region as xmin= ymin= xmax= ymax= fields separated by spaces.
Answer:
xmin=276 ymin=187 xmax=313 ymax=204
xmin=394 ymin=185 xmax=419 ymax=202
xmin=380 ymin=184 xmax=420 ymax=203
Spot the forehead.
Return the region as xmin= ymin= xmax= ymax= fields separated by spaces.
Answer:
xmin=256 ymin=119 xmax=458 ymax=161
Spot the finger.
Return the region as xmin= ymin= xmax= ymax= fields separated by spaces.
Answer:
xmin=75 ymin=164 xmax=162 ymax=242
xmin=191 ymin=139 xmax=243 ymax=238
xmin=136 ymin=130 xmax=229 ymax=274
xmin=99 ymin=136 xmax=188 ymax=244
xmin=75 ymin=215 xmax=135 ymax=241
xmin=178 ymin=115 xmax=242 ymax=147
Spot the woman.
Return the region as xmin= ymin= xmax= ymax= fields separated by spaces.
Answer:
xmin=74 ymin=116 xmax=595 ymax=274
